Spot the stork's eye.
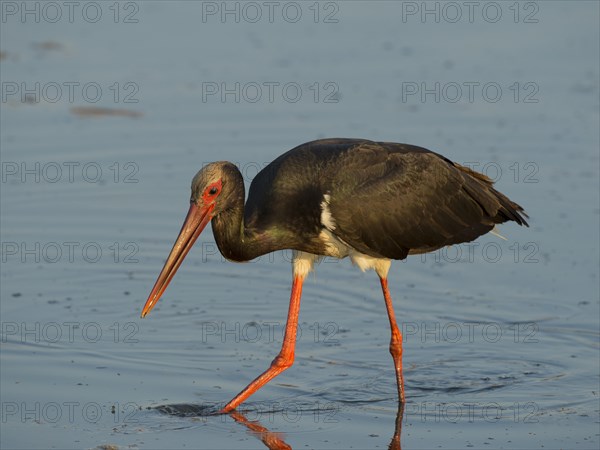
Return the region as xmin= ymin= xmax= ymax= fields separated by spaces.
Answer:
xmin=203 ymin=180 xmax=222 ymax=200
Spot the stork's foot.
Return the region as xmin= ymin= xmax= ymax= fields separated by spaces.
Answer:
xmin=220 ymin=351 xmax=295 ymax=413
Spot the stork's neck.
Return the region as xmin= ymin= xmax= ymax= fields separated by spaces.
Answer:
xmin=209 ymin=167 xmax=279 ymax=262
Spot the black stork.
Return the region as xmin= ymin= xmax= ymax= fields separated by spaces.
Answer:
xmin=141 ymin=138 xmax=528 ymax=413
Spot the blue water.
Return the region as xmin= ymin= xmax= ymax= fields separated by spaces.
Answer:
xmin=1 ymin=1 xmax=598 ymax=448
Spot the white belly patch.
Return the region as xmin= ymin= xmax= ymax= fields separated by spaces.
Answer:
xmin=291 ymin=193 xmax=392 ymax=279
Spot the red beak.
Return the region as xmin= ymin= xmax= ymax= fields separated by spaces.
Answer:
xmin=141 ymin=202 xmax=214 ymax=318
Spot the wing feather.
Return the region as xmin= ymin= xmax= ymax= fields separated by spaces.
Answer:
xmin=326 ymin=142 xmax=528 ymax=260
xmin=245 ymin=138 xmax=527 ymax=260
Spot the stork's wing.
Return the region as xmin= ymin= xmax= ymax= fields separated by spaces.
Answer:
xmin=326 ymin=142 xmax=528 ymax=260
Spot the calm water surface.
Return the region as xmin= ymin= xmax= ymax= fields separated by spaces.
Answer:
xmin=1 ymin=2 xmax=598 ymax=449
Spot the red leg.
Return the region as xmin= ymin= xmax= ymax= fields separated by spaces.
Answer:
xmin=220 ymin=275 xmax=304 ymax=413
xmin=379 ymin=277 xmax=405 ymax=403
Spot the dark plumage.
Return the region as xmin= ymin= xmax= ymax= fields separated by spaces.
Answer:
xmin=242 ymin=138 xmax=527 ymax=260
xmin=141 ymin=137 xmax=528 ymax=413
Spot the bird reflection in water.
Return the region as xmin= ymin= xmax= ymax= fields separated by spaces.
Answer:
xmin=154 ymin=401 xmax=405 ymax=449
xmin=229 ymin=410 xmax=292 ymax=450
xmin=229 ymin=402 xmax=405 ymax=450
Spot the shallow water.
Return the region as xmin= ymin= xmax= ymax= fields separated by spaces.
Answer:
xmin=1 ymin=1 xmax=599 ymax=449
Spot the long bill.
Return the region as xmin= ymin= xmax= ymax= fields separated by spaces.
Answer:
xmin=141 ymin=202 xmax=215 ymax=318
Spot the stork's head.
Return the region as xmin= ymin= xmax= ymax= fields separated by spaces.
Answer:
xmin=140 ymin=162 xmax=238 ymax=318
